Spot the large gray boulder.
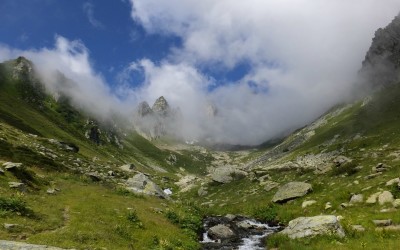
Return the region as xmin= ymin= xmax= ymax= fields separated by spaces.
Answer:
xmin=125 ymin=173 xmax=167 ymax=199
xmin=211 ymin=166 xmax=248 ymax=184
xmin=207 ymin=224 xmax=235 ymax=240
xmin=280 ymin=215 xmax=345 ymax=239
xmin=272 ymin=182 xmax=312 ymax=203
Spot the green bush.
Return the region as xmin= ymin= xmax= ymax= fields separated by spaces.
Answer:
xmin=252 ymin=203 xmax=278 ymax=222
xmin=390 ymin=183 xmax=400 ymax=199
xmin=164 ymin=210 xmax=202 ymax=237
xmin=127 ymin=210 xmax=144 ymax=229
xmin=330 ymin=161 xmax=359 ymax=176
xmin=0 ymin=196 xmax=33 ymax=216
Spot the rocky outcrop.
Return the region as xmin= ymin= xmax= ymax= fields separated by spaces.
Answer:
xmin=272 ymin=182 xmax=312 ymax=203
xmin=133 ymin=96 xmax=182 ymax=140
xmin=11 ymin=56 xmax=34 ymax=81
xmin=360 ymin=13 xmax=400 ymax=87
xmin=125 ymin=173 xmax=167 ymax=199
xmin=152 ymin=96 xmax=170 ymax=116
xmin=280 ymin=215 xmax=345 ymax=239
xmin=137 ymin=101 xmax=153 ymax=117
xmin=211 ymin=166 xmax=248 ymax=184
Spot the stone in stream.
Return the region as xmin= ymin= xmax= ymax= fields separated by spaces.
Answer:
xmin=201 ymin=215 xmax=280 ymax=249
xmin=208 ymin=224 xmax=235 ymax=240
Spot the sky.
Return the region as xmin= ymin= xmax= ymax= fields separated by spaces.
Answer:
xmin=0 ymin=0 xmax=400 ymax=145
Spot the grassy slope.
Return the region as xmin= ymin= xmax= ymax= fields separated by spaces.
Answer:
xmin=0 ymin=63 xmax=204 ymax=249
xmin=179 ymin=84 xmax=400 ymax=249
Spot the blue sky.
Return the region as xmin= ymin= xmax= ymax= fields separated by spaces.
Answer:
xmin=1 ymin=0 xmax=399 ymax=145
xmin=0 ymin=0 xmax=250 ymax=86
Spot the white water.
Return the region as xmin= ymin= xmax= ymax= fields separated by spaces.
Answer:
xmin=238 ymin=220 xmax=279 ymax=250
xmin=201 ymin=219 xmax=279 ymax=249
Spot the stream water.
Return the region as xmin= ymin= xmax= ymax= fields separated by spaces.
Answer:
xmin=200 ymin=216 xmax=281 ymax=250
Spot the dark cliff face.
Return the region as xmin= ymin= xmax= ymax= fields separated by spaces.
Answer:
xmin=360 ymin=13 xmax=400 ymax=87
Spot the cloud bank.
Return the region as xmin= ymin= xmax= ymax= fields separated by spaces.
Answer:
xmin=1 ymin=1 xmax=400 ymax=145
xmin=127 ymin=0 xmax=400 ymax=144
xmin=0 ymin=36 xmax=134 ymax=121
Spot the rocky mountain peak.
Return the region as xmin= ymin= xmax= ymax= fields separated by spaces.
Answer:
xmin=152 ymin=96 xmax=170 ymax=115
xmin=137 ymin=101 xmax=153 ymax=117
xmin=360 ymin=14 xmax=400 ymax=86
xmin=12 ymin=56 xmax=34 ymax=81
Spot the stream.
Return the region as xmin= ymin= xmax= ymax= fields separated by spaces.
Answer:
xmin=200 ymin=215 xmax=281 ymax=250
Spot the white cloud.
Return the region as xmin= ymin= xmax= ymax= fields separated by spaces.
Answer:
xmin=0 ymin=36 xmax=135 ymax=121
xmin=125 ymin=0 xmax=400 ymax=144
xmin=1 ymin=1 xmax=400 ymax=145
xmin=83 ymin=2 xmax=105 ymax=29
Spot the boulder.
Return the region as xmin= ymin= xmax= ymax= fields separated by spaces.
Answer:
xmin=211 ymin=166 xmax=248 ymax=184
xmin=366 ymin=192 xmax=381 ymax=204
xmin=47 ymin=188 xmax=57 ymax=195
xmin=272 ymin=182 xmax=312 ymax=203
xmin=280 ymin=215 xmax=345 ymax=239
xmin=349 ymin=194 xmax=364 ymax=204
xmin=208 ymin=224 xmax=235 ymax=240
xmin=325 ymin=202 xmax=332 ymax=210
xmin=386 ymin=177 xmax=400 ymax=186
xmin=125 ymin=173 xmax=167 ymax=199
xmin=372 ymin=219 xmax=392 ymax=227
xmin=263 ymin=181 xmax=279 ymax=192
xmin=86 ymin=172 xmax=101 ymax=182
xmin=2 ymin=162 xmax=23 ymax=170
xmin=120 ymin=163 xmax=135 ymax=172
xmin=8 ymin=182 xmax=25 ymax=191
xmin=302 ymin=200 xmax=317 ymax=208
xmin=351 ymin=225 xmax=365 ymax=232
xmin=378 ymin=191 xmax=394 ymax=205
xmin=393 ymin=199 xmax=400 ymax=208
xmin=372 ymin=163 xmax=390 ymax=173
xmin=333 ymin=156 xmax=352 ymax=166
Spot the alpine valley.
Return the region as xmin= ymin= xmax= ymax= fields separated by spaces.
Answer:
xmin=1 ymin=11 xmax=400 ymax=250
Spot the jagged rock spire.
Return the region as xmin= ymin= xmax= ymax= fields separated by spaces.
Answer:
xmin=137 ymin=101 xmax=153 ymax=117
xmin=152 ymin=96 xmax=170 ymax=115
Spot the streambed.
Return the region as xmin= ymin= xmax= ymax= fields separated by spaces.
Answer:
xmin=200 ymin=215 xmax=281 ymax=250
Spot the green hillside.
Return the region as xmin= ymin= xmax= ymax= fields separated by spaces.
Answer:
xmin=1 ymin=56 xmax=400 ymax=250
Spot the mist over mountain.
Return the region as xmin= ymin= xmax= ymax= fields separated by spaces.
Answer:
xmin=1 ymin=2 xmax=400 ymax=145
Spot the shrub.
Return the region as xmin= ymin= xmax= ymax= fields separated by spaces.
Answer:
xmin=127 ymin=210 xmax=144 ymax=229
xmin=252 ymin=203 xmax=278 ymax=222
xmin=330 ymin=161 xmax=359 ymax=176
xmin=0 ymin=196 xmax=33 ymax=216
xmin=390 ymin=183 xmax=400 ymax=199
xmin=165 ymin=210 xmax=202 ymax=237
